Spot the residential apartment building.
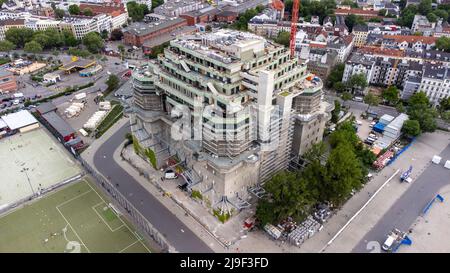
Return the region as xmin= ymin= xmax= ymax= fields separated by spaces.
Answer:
xmin=0 ymin=18 xmax=24 ymax=40
xmin=411 ymin=14 xmax=436 ymax=36
xmin=130 ymin=30 xmax=332 ymax=212
xmin=419 ymin=63 xmax=450 ymax=106
xmin=79 ymin=2 xmax=128 ymax=29
xmin=353 ymin=24 xmax=369 ymax=47
xmin=343 ymin=53 xmax=424 ymax=89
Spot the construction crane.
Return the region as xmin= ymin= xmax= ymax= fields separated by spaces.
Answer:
xmin=387 ymin=58 xmax=399 ymax=86
xmin=289 ymin=0 xmax=300 ymax=59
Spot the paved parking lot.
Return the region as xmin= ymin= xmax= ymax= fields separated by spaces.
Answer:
xmin=399 ymin=184 xmax=450 ymax=253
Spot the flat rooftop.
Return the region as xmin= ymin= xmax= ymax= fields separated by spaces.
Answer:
xmin=60 ymin=59 xmax=96 ymax=71
xmin=171 ymin=29 xmax=278 ymax=64
xmin=1 ymin=110 xmax=38 ymax=130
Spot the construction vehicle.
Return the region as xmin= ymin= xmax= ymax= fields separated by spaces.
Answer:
xmin=382 ymin=228 xmax=412 ymax=252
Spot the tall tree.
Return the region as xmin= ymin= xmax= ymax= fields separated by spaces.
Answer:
xmin=331 ymin=100 xmax=341 ymax=123
xmin=364 ymin=93 xmax=380 ymax=112
xmin=341 ymin=91 xmax=352 ymax=108
xmin=54 ymin=8 xmax=65 ymax=19
xmin=106 ymin=74 xmax=120 ymax=93
xmin=82 ymin=32 xmax=104 ymax=53
xmin=83 ymin=8 xmax=94 ymax=16
xmin=0 ymin=40 xmax=15 ymax=51
xmin=382 ymin=86 xmax=399 ymax=105
xmin=68 ymin=4 xmax=81 ymax=15
xmin=347 ymin=73 xmax=368 ymax=94
xmin=324 ymin=142 xmax=363 ymax=206
xmin=24 ymin=40 xmax=43 ymax=53
xmin=326 ymin=63 xmax=345 ymax=88
xmin=5 ymin=28 xmax=34 ymax=48
xmin=407 ymin=92 xmax=437 ymax=133
xmin=402 ymin=120 xmax=421 ymax=137
xmin=275 ymin=31 xmax=290 ymax=47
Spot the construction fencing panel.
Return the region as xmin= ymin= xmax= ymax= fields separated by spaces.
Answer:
xmin=386 ymin=138 xmax=415 ymax=166
xmin=78 ymin=157 xmax=175 ymax=253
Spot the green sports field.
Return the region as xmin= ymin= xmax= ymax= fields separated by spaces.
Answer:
xmin=0 ymin=178 xmax=151 ymax=253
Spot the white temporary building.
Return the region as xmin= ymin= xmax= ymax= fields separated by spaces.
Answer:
xmin=99 ymin=101 xmax=111 ymax=111
xmin=83 ymin=111 xmax=107 ymax=129
xmin=1 ymin=110 xmax=39 ymax=133
xmin=432 ymin=155 xmax=442 ymax=164
xmin=444 ymin=160 xmax=450 ymax=170
xmin=384 ymin=113 xmax=409 ymax=140
xmin=379 ymin=114 xmax=395 ymax=125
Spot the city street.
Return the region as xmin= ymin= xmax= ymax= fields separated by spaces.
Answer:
xmin=89 ymin=122 xmax=213 ymax=253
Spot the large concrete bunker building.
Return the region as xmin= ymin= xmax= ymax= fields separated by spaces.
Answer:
xmin=130 ymin=30 xmax=333 ymax=212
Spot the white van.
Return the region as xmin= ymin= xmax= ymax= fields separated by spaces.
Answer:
xmin=164 ymin=170 xmax=178 ymax=179
xmin=353 ymin=96 xmax=363 ymax=102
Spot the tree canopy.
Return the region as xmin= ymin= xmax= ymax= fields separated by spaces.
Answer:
xmin=345 ymin=15 xmax=366 ymax=32
xmin=82 ymin=32 xmax=104 ymax=53
xmin=406 ymin=92 xmax=437 ymax=133
xmin=5 ymin=28 xmax=34 ymax=48
xmin=436 ymin=36 xmax=450 ymax=52
xmin=68 ymin=4 xmax=81 ymax=15
xmin=326 ymin=63 xmax=345 ymax=89
xmin=382 ymin=86 xmax=399 ymax=105
xmin=363 ymin=93 xmax=380 ymax=111
xmin=274 ymin=31 xmax=290 ymax=47
xmin=347 ymin=73 xmax=368 ymax=93
xmin=402 ymin=120 xmax=421 ymax=137
xmin=0 ymin=40 xmax=15 ymax=51
xmin=127 ymin=1 xmax=150 ymax=22
xmin=255 ymin=120 xmax=370 ymax=225
xmin=230 ymin=5 xmax=264 ymax=30
xmin=24 ymin=40 xmax=43 ymax=53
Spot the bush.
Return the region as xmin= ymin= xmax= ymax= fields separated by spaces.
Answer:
xmin=191 ymin=190 xmax=203 ymax=200
xmin=213 ymin=209 xmax=232 ymax=223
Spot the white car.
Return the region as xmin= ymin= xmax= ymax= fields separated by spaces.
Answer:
xmin=164 ymin=170 xmax=178 ymax=179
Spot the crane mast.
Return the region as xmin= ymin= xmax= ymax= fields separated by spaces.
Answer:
xmin=289 ymin=0 xmax=300 ymax=58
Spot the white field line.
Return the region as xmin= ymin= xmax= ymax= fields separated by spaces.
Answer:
xmin=56 ymin=206 xmax=91 ymax=253
xmin=56 ymin=190 xmax=92 ymax=209
xmin=321 ymin=169 xmax=400 ymax=252
xmin=85 ymin=182 xmax=151 ymax=253
xmin=119 ymin=240 xmax=141 ymax=253
xmin=92 ymin=202 xmax=124 ymax=232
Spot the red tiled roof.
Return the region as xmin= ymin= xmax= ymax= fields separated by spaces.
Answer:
xmin=310 ymin=42 xmax=327 ymax=48
xmin=79 ymin=3 xmax=126 ymax=17
xmin=358 ymin=46 xmax=405 ymax=57
xmin=271 ymin=0 xmax=284 ymax=11
xmin=335 ymin=8 xmax=379 ymax=17
xmin=382 ymin=35 xmax=437 ymax=45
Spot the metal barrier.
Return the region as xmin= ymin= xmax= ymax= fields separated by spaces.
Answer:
xmin=386 ymin=138 xmax=415 ymax=166
xmin=78 ymin=156 xmax=175 ymax=253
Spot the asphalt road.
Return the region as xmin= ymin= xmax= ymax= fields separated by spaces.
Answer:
xmin=324 ymin=94 xmax=399 ymax=117
xmin=93 ymin=123 xmax=213 ymax=253
xmin=352 ymin=144 xmax=450 ymax=253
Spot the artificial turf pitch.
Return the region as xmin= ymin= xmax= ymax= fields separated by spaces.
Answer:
xmin=0 ymin=178 xmax=151 ymax=253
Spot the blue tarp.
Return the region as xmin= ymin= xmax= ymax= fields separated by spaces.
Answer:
xmin=373 ymin=122 xmax=386 ymax=133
